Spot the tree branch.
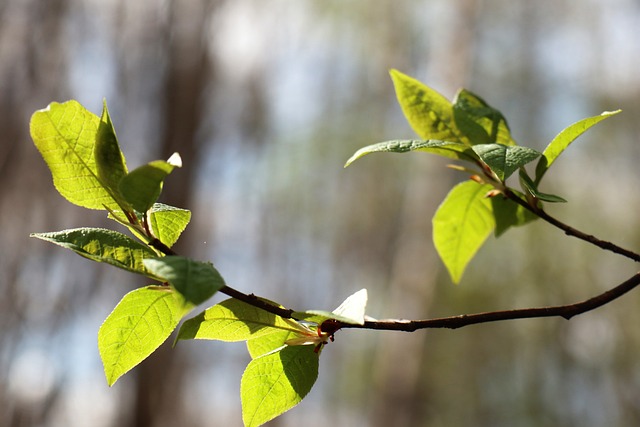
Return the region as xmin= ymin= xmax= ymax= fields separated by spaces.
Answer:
xmin=504 ymin=189 xmax=640 ymax=263
xmin=340 ymin=271 xmax=640 ymax=331
xmin=218 ymin=285 xmax=295 ymax=319
xmin=147 ymin=238 xmax=296 ymax=318
xmin=146 ymin=196 xmax=640 ymax=333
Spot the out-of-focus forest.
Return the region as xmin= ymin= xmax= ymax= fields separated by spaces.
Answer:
xmin=2 ymin=1 xmax=640 ymax=426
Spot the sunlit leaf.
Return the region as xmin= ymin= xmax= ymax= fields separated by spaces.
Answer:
xmin=453 ymin=89 xmax=516 ymax=146
xmin=30 ymin=100 xmax=122 ymax=210
xmin=119 ymin=153 xmax=182 ymax=213
xmin=94 ymin=100 xmax=129 ymax=209
xmin=176 ymin=298 xmax=305 ymax=342
xmin=99 ymin=286 xmax=192 ymax=386
xmin=332 ymin=288 xmax=367 ymax=324
xmin=241 ymin=345 xmax=319 ymax=427
xmin=247 ymin=330 xmax=297 ymax=359
xmin=345 ymin=139 xmax=477 ymax=167
xmin=433 ymin=181 xmax=495 ymax=283
xmin=31 ymin=228 xmax=157 ymax=275
xmin=390 ymin=69 xmax=467 ymax=143
xmin=296 ymin=289 xmax=368 ymax=325
xmin=471 ymin=143 xmax=541 ymax=181
xmin=148 ymin=203 xmax=191 ymax=248
xmin=535 ymin=110 xmax=621 ymax=184
xmin=143 ymin=256 xmax=224 ymax=305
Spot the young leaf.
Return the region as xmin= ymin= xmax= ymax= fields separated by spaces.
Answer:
xmin=99 ymin=286 xmax=192 ymax=386
xmin=471 ymin=144 xmax=541 ymax=181
xmin=453 ymin=89 xmax=516 ymax=146
xmin=296 ymin=288 xmax=369 ymax=325
xmin=345 ymin=139 xmax=478 ymax=167
xmin=31 ymin=228 xmax=157 ymax=275
xmin=241 ymin=345 xmax=319 ymax=427
xmin=331 ymin=288 xmax=367 ymax=324
xmin=119 ymin=153 xmax=182 ymax=213
xmin=94 ymin=100 xmax=129 ymax=209
xmin=148 ymin=203 xmax=191 ymax=248
xmin=390 ymin=69 xmax=467 ymax=143
xmin=519 ymin=170 xmax=567 ymax=203
xmin=30 ymin=100 xmax=122 ymax=210
xmin=143 ymin=256 xmax=224 ymax=306
xmin=535 ymin=110 xmax=621 ymax=184
xmin=176 ymin=298 xmax=305 ymax=342
xmin=433 ymin=181 xmax=495 ymax=283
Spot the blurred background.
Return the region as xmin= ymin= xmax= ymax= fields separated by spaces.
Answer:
xmin=2 ymin=0 xmax=640 ymax=426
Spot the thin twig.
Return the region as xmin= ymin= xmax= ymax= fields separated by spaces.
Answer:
xmin=145 ymin=193 xmax=640 ymax=332
xmin=340 ymin=272 xmax=640 ymax=331
xmin=146 ymin=238 xmax=294 ymax=318
xmin=504 ymin=189 xmax=640 ymax=263
xmin=218 ymin=285 xmax=295 ymax=319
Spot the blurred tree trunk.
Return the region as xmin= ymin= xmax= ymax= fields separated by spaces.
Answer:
xmin=0 ymin=0 xmax=70 ymax=424
xmin=367 ymin=1 xmax=479 ymax=426
xmin=125 ymin=1 xmax=219 ymax=426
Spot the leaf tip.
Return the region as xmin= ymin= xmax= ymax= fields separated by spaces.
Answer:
xmin=344 ymin=148 xmax=367 ymax=168
xmin=106 ymin=376 xmax=117 ymax=387
xmin=389 ymin=68 xmax=409 ymax=85
xmin=167 ymin=152 xmax=182 ymax=168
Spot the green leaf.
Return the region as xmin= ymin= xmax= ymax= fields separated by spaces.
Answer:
xmin=490 ymin=193 xmax=538 ymax=237
xmin=246 ymin=330 xmax=298 ymax=359
xmin=119 ymin=153 xmax=182 ymax=213
xmin=345 ymin=139 xmax=478 ymax=167
xmin=471 ymin=143 xmax=541 ymax=181
xmin=142 ymin=256 xmax=225 ymax=305
xmin=99 ymin=286 xmax=192 ymax=386
xmin=453 ymin=89 xmax=516 ymax=146
xmin=31 ymin=228 xmax=157 ymax=275
xmin=95 ymin=100 xmax=129 ymax=209
xmin=519 ymin=170 xmax=567 ymax=203
xmin=30 ymin=100 xmax=122 ymax=210
xmin=295 ymin=288 xmax=369 ymax=325
xmin=535 ymin=110 xmax=621 ymax=184
xmin=148 ymin=203 xmax=191 ymax=248
xmin=390 ymin=69 xmax=467 ymax=143
xmin=177 ymin=298 xmax=305 ymax=342
xmin=241 ymin=345 xmax=319 ymax=427
xmin=433 ymin=181 xmax=495 ymax=283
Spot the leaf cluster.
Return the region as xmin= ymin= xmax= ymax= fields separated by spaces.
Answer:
xmin=345 ymin=69 xmax=620 ymax=282
xmin=30 ymin=100 xmax=371 ymax=425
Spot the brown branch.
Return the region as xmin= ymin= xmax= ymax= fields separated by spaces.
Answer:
xmin=340 ymin=271 xmax=640 ymax=331
xmin=217 ymin=285 xmax=295 ymax=319
xmin=145 ymin=195 xmax=640 ymax=333
xmin=148 ymin=238 xmax=177 ymax=255
xmin=146 ymin=238 xmax=295 ymax=318
xmin=504 ymin=189 xmax=640 ymax=263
